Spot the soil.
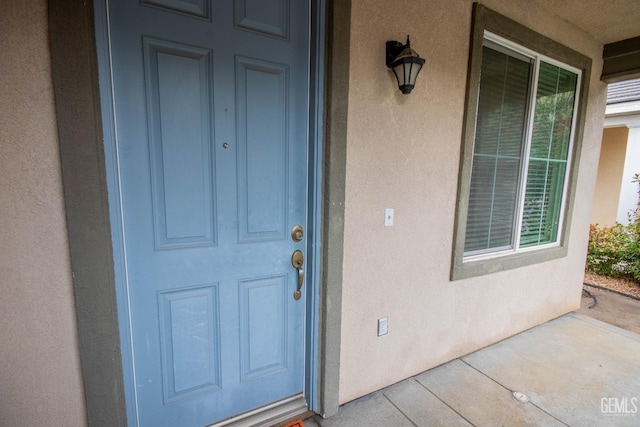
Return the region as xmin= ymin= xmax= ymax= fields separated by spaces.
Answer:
xmin=583 ymin=271 xmax=640 ymax=299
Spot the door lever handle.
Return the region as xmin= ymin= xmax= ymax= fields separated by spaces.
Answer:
xmin=291 ymin=250 xmax=304 ymax=300
xmin=295 ymin=268 xmax=304 ymax=300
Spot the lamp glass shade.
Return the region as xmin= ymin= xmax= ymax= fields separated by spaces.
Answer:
xmin=390 ymin=46 xmax=425 ymax=94
xmin=392 ymin=61 xmax=423 ymax=94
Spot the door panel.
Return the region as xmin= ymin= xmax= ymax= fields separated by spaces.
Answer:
xmin=158 ymin=284 xmax=221 ymax=403
xmin=234 ymin=0 xmax=290 ymax=39
xmin=144 ymin=37 xmax=216 ymax=248
xmin=108 ymin=1 xmax=310 ymax=425
xmin=239 ymin=276 xmax=287 ymax=378
xmin=236 ymin=56 xmax=288 ymax=242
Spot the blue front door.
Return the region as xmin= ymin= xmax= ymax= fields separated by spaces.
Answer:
xmin=107 ymin=1 xmax=310 ymax=425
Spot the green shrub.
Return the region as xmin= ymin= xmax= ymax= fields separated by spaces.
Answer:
xmin=587 ymin=219 xmax=640 ymax=282
xmin=586 ymin=173 xmax=640 ymax=282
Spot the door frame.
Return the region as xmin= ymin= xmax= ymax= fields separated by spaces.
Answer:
xmin=49 ymin=0 xmax=350 ymax=424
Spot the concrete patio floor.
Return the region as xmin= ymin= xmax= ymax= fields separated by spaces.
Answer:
xmin=303 ymin=312 xmax=640 ymax=426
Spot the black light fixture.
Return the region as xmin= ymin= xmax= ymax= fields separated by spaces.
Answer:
xmin=386 ymin=35 xmax=425 ymax=94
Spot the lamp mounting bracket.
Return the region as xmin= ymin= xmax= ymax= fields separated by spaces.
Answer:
xmin=386 ymin=40 xmax=405 ymax=67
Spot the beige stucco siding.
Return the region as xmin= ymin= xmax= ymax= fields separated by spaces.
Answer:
xmin=339 ymin=0 xmax=606 ymax=403
xmin=591 ymin=127 xmax=629 ymax=226
xmin=0 ymin=1 xmax=87 ymax=425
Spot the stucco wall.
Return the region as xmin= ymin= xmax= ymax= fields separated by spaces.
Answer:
xmin=615 ymin=127 xmax=640 ymax=224
xmin=339 ymin=0 xmax=606 ymax=403
xmin=591 ymin=127 xmax=629 ymax=226
xmin=0 ymin=1 xmax=87 ymax=425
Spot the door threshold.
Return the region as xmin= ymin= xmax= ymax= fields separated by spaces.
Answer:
xmin=209 ymin=394 xmax=309 ymax=427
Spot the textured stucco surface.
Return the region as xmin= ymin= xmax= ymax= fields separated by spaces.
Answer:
xmin=591 ymin=127 xmax=629 ymax=226
xmin=0 ymin=0 xmax=87 ymax=425
xmin=338 ymin=0 xmax=607 ymax=404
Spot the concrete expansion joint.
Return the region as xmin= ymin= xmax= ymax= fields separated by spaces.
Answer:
xmin=381 ymin=392 xmax=419 ymax=427
xmin=409 ymin=377 xmax=475 ymax=426
xmin=459 ymin=358 xmax=570 ymax=426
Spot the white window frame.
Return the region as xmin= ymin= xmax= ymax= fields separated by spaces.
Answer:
xmin=463 ymin=32 xmax=582 ymax=263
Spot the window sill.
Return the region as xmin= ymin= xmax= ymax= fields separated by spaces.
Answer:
xmin=451 ymin=244 xmax=568 ymax=281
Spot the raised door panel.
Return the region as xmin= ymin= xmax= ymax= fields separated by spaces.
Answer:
xmin=143 ymin=0 xmax=211 ymax=19
xmin=234 ymin=0 xmax=289 ymax=39
xmin=239 ymin=276 xmax=288 ymax=380
xmin=236 ymin=56 xmax=288 ymax=242
xmin=144 ymin=38 xmax=216 ymax=249
xmin=158 ymin=285 xmax=221 ymax=403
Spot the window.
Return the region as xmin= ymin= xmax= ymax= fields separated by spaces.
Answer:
xmin=465 ymin=34 xmax=580 ymax=258
xmin=451 ymin=5 xmax=591 ymax=280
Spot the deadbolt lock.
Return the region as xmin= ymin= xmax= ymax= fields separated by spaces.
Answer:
xmin=291 ymin=225 xmax=304 ymax=242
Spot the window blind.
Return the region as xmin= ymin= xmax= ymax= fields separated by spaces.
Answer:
xmin=520 ymin=62 xmax=577 ymax=247
xmin=464 ymin=43 xmax=578 ymax=256
xmin=464 ymin=46 xmax=532 ymax=253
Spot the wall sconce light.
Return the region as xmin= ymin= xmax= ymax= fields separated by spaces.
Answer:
xmin=386 ymin=36 xmax=425 ymax=94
